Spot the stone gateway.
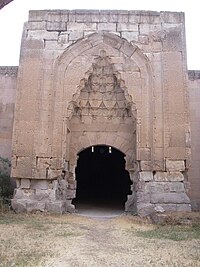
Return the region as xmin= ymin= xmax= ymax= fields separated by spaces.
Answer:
xmin=1 ymin=10 xmax=199 ymax=215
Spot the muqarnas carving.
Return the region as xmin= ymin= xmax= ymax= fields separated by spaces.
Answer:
xmin=67 ymin=50 xmax=136 ymax=122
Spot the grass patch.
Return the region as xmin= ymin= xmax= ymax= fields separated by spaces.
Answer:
xmin=0 ymin=212 xmax=64 ymax=225
xmin=25 ymin=221 xmax=50 ymax=231
xmin=135 ymin=223 xmax=200 ymax=241
xmin=56 ymin=231 xmax=83 ymax=238
xmin=0 ymin=249 xmax=47 ymax=267
xmin=0 ymin=213 xmax=27 ymax=225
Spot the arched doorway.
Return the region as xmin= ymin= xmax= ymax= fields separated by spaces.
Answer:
xmin=74 ymin=145 xmax=132 ymax=215
xmin=66 ymin=49 xmax=137 ymax=215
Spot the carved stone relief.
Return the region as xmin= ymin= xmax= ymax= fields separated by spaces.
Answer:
xmin=67 ymin=50 xmax=136 ymax=123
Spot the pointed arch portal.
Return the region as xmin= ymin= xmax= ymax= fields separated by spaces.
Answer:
xmin=74 ymin=145 xmax=132 ymax=214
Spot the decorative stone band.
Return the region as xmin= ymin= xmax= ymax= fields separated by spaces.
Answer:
xmin=0 ymin=66 xmax=18 ymax=77
xmin=188 ymin=70 xmax=200 ymax=81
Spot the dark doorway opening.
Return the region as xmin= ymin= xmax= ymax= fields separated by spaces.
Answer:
xmin=74 ymin=145 xmax=132 ymax=216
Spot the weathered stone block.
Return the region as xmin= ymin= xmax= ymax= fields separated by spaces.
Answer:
xmin=121 ymin=32 xmax=138 ymax=42
xmin=139 ymin=24 xmax=161 ymax=35
xmin=150 ymin=30 xmax=166 ymax=42
xmin=67 ymin=179 xmax=77 ymax=190
xmin=154 ymin=171 xmax=184 ymax=181
xmin=161 ymin=12 xmax=184 ymax=24
xmin=137 ymin=203 xmax=155 ymax=217
xmin=46 ymin=201 xmax=65 ymax=213
xmin=27 ymin=21 xmax=46 ymax=30
xmin=138 ymin=34 xmax=150 ymax=45
xmin=67 ymin=22 xmax=97 ymax=31
xmin=20 ymin=179 xmax=31 ymax=189
xmin=125 ymin=194 xmax=137 ymax=213
xmin=46 ymin=21 xmax=66 ymax=31
xmin=13 ymin=188 xmax=23 ymax=199
xmin=16 ymin=179 xmax=20 ymax=188
xmin=31 ymin=180 xmax=49 ymax=190
xmin=75 ymin=10 xmax=99 ymax=23
xmin=151 ymin=193 xmax=191 ymax=204
xmin=12 ymin=157 xmax=33 ymax=179
xmin=58 ymin=32 xmax=69 ymax=44
xmin=27 ymin=30 xmax=59 ymax=40
xmin=49 ymin=190 xmax=57 ymax=201
xmin=155 ymin=204 xmax=177 ymax=212
xmin=168 ymin=182 xmax=185 ymax=193
xmin=14 ymin=188 xmax=35 ymax=200
xmin=69 ymin=31 xmax=84 ymax=41
xmin=166 ymin=160 xmax=185 ymax=172
xmin=149 ymin=182 xmax=184 ymax=194
xmin=50 ymin=158 xmax=63 ymax=170
xmin=11 ymin=199 xmax=27 ymax=213
xmin=128 ymin=12 xmax=141 ymax=24
xmin=28 ymin=10 xmax=48 ymax=22
xmin=163 ymin=26 xmax=183 ymax=51
xmin=176 ymin=204 xmax=191 ymax=212
xmin=150 ymin=212 xmax=168 ymax=224
xmin=52 ymin=180 xmax=58 ymax=189
xmin=44 ymin=40 xmax=59 ymax=50
xmin=117 ymin=23 xmax=138 ymax=32
xmin=138 ymin=148 xmax=151 ymax=161
xmin=139 ymin=171 xmax=153 ymax=182
xmin=154 ymin=205 xmax=165 ymax=213
xmin=120 ymin=40 xmax=136 ymax=57
xmin=140 ymin=161 xmax=152 ymax=171
xmin=137 ymin=191 xmax=151 ymax=203
xmin=66 ymin=189 xmax=76 ymax=199
xmin=47 ymin=170 xmax=62 ymax=180
xmin=46 ymin=11 xmax=69 ymax=22
xmin=26 ymin=201 xmax=46 ymax=212
xmin=65 ymin=200 xmax=76 ymax=213
xmin=98 ymin=23 xmax=116 ymax=31
xmin=35 ymin=189 xmax=50 ymax=201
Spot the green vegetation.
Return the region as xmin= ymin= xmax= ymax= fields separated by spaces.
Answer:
xmin=0 ymin=157 xmax=13 ymax=212
xmin=135 ymin=223 xmax=200 ymax=241
xmin=56 ymin=230 xmax=83 ymax=238
xmin=0 ymin=249 xmax=45 ymax=267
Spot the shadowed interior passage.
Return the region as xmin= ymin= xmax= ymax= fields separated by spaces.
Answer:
xmin=74 ymin=145 xmax=132 ymax=212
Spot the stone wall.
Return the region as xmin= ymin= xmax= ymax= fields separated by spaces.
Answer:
xmin=7 ymin=10 xmax=192 ymax=214
xmin=188 ymin=70 xmax=200 ymax=210
xmin=0 ymin=66 xmax=17 ymax=160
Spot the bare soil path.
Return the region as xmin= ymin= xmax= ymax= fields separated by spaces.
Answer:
xmin=0 ymin=212 xmax=200 ymax=267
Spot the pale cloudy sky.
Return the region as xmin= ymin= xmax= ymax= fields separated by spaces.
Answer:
xmin=0 ymin=0 xmax=199 ymax=69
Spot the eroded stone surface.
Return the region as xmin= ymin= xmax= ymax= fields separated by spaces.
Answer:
xmin=154 ymin=171 xmax=184 ymax=182
xmin=0 ymin=10 xmax=192 ymax=214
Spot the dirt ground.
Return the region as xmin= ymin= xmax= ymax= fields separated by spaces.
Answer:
xmin=0 ymin=212 xmax=200 ymax=267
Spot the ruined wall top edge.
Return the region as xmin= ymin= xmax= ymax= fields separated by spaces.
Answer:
xmin=28 ymin=9 xmax=184 ymax=24
xmin=0 ymin=66 xmax=18 ymax=76
xmin=188 ymin=70 xmax=200 ymax=81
